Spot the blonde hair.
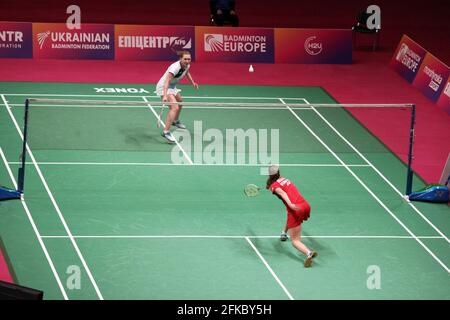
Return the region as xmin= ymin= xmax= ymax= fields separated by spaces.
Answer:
xmin=177 ymin=50 xmax=191 ymax=58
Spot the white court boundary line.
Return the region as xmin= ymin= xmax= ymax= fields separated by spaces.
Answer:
xmin=9 ymin=161 xmax=370 ymax=167
xmin=280 ymin=98 xmax=449 ymax=273
xmin=141 ymin=96 xmax=193 ymax=165
xmin=1 ymin=94 xmax=105 ymax=299
xmin=40 ymin=235 xmax=445 ymax=239
xmin=300 ymin=98 xmax=450 ymax=245
xmin=0 ymin=147 xmax=69 ymax=300
xmin=245 ymin=237 xmax=294 ymax=300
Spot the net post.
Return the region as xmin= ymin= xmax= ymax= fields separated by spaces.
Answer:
xmin=405 ymin=104 xmax=416 ymax=196
xmin=17 ymin=99 xmax=30 ymax=194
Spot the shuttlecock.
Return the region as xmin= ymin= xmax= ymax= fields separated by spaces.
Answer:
xmin=249 ymin=65 xmax=254 ymax=72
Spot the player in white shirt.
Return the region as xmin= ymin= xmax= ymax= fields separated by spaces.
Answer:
xmin=155 ymin=51 xmax=199 ymax=143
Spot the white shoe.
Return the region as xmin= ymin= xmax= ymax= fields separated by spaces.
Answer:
xmin=161 ymin=131 xmax=176 ymax=143
xmin=280 ymin=233 xmax=288 ymax=241
xmin=304 ymin=251 xmax=318 ymax=268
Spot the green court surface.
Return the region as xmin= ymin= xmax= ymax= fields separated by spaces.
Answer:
xmin=0 ymin=81 xmax=449 ymax=300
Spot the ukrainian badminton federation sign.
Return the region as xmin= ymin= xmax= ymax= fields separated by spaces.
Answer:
xmin=115 ymin=25 xmax=194 ymax=61
xmin=33 ymin=23 xmax=114 ymax=59
xmin=196 ymin=26 xmax=274 ymax=63
xmin=0 ymin=22 xmax=32 ymax=58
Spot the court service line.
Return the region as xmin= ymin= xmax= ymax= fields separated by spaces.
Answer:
xmin=245 ymin=237 xmax=294 ymax=300
xmin=1 ymin=94 xmax=105 ymax=299
xmin=9 ymin=161 xmax=370 ymax=167
xmin=40 ymin=235 xmax=445 ymax=239
xmin=141 ymin=96 xmax=193 ymax=165
xmin=0 ymin=147 xmax=69 ymax=300
xmin=302 ymin=98 xmax=450 ymax=245
xmin=280 ymin=98 xmax=449 ymax=273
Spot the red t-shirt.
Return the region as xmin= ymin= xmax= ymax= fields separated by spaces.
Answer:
xmin=269 ymin=178 xmax=306 ymax=205
xmin=269 ymin=177 xmax=311 ymax=228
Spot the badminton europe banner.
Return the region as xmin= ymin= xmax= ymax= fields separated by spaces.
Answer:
xmin=391 ymin=34 xmax=450 ymax=115
xmin=0 ymin=22 xmax=32 ymax=58
xmin=33 ymin=23 xmax=114 ymax=59
xmin=390 ymin=35 xmax=427 ymax=83
xmin=115 ymin=25 xmax=195 ymax=61
xmin=195 ymin=26 xmax=275 ymax=63
xmin=275 ymin=29 xmax=352 ymax=64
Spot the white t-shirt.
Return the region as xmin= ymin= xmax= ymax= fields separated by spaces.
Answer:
xmin=155 ymin=61 xmax=189 ymax=95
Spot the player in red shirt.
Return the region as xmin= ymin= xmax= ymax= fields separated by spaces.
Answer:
xmin=266 ymin=165 xmax=318 ymax=267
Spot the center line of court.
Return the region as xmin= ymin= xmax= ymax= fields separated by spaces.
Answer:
xmin=245 ymin=237 xmax=294 ymax=300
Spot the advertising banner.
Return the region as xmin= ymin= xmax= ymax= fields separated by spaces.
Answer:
xmin=0 ymin=22 xmax=32 ymax=58
xmin=33 ymin=23 xmax=114 ymax=59
xmin=412 ymin=52 xmax=449 ymax=102
xmin=275 ymin=28 xmax=352 ymax=64
xmin=195 ymin=26 xmax=274 ymax=63
xmin=390 ymin=34 xmax=427 ymax=83
xmin=115 ymin=25 xmax=195 ymax=61
xmin=436 ymin=77 xmax=450 ymax=115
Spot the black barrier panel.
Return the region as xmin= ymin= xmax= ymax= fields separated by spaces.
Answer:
xmin=0 ymin=280 xmax=43 ymax=300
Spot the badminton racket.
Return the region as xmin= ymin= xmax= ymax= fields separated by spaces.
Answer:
xmin=244 ymin=184 xmax=261 ymax=197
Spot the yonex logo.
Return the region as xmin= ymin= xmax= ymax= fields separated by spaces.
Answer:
xmin=37 ymin=31 xmax=50 ymax=49
xmin=304 ymin=36 xmax=322 ymax=56
xmin=204 ymin=34 xmax=223 ymax=52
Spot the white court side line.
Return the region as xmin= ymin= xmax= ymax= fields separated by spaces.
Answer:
xmin=280 ymin=98 xmax=450 ymax=273
xmin=9 ymin=161 xmax=370 ymax=167
xmin=0 ymin=148 xmax=69 ymax=300
xmin=245 ymin=237 xmax=294 ymax=300
xmin=40 ymin=235 xmax=445 ymax=239
xmin=141 ymin=96 xmax=193 ymax=165
xmin=1 ymin=94 xmax=105 ymax=299
xmin=302 ymin=98 xmax=450 ymax=244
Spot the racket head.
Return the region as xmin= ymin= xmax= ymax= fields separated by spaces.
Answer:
xmin=244 ymin=184 xmax=260 ymax=197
